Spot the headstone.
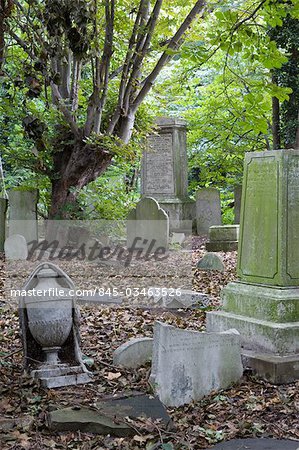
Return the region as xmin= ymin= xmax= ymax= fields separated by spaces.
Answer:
xmin=0 ymin=198 xmax=8 ymax=252
xmin=206 ymin=225 xmax=239 ymax=252
xmin=19 ymin=262 xmax=92 ymax=388
xmin=149 ymin=288 xmax=210 ymax=309
xmin=150 ymin=322 xmax=243 ymax=407
xmin=4 ymin=234 xmax=28 ymax=260
xmin=197 ymin=253 xmax=225 ymax=271
xmin=141 ymin=117 xmax=195 ymax=231
xmin=234 ymin=185 xmax=242 ymax=224
xmin=113 ymin=338 xmax=153 ymax=368
xmin=170 ymin=232 xmax=185 ymax=245
xmin=8 ymin=189 xmax=38 ymax=242
xmin=210 ymin=438 xmax=299 ymax=450
xmin=207 ymin=149 xmax=299 ymax=384
xmin=127 ymin=197 xmax=169 ymax=251
xmin=196 ymin=188 xmax=222 ymax=235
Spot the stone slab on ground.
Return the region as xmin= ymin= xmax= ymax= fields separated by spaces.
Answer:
xmin=0 ymin=415 xmax=34 ymax=432
xmin=209 ymin=438 xmax=299 ymax=449
xmin=150 ymin=322 xmax=243 ymax=407
xmin=113 ymin=337 xmax=153 ymax=368
xmin=197 ymin=253 xmax=224 ymax=272
xmin=206 ymin=241 xmax=238 ymax=252
xmin=149 ymin=288 xmax=210 ymax=309
xmin=96 ymin=394 xmax=172 ymax=428
xmin=48 ymin=407 xmax=134 ymax=437
xmin=209 ymin=225 xmax=239 ymax=242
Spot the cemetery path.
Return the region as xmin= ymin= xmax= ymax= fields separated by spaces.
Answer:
xmin=0 ymin=247 xmax=299 ymax=449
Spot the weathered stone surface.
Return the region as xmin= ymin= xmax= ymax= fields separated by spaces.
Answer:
xmin=0 ymin=198 xmax=8 ymax=252
xmin=196 ymin=188 xmax=222 ymax=235
xmin=127 ymin=197 xmax=169 ymax=251
xmin=8 ymin=188 xmax=38 ymax=242
xmin=170 ymin=232 xmax=185 ymax=245
xmin=209 ymin=225 xmax=239 ymax=242
xmin=197 ymin=253 xmax=224 ymax=272
xmin=210 ymin=438 xmax=299 ymax=450
xmin=96 ymin=394 xmax=172 ymax=427
xmin=4 ymin=234 xmax=28 ymax=260
xmin=206 ymin=241 xmax=238 ymax=252
xmin=149 ymin=288 xmax=210 ymax=309
xmin=238 ymin=149 xmax=299 ymax=286
xmin=150 ymin=322 xmax=243 ymax=407
xmin=207 ymin=150 xmax=299 ymax=384
xmin=48 ymin=407 xmax=134 ymax=436
xmin=234 ymin=185 xmax=242 ymax=224
xmin=0 ymin=415 xmax=34 ymax=432
xmin=113 ymin=338 xmax=153 ymax=368
xmin=141 ymin=117 xmax=195 ymax=231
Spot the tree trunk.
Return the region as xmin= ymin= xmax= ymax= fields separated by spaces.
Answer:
xmin=272 ymin=74 xmax=281 ymax=150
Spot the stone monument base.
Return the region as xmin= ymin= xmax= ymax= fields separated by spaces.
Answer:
xmin=206 ymin=282 xmax=299 ymax=384
xmin=206 ymin=225 xmax=239 ymax=252
xmin=157 ymin=198 xmax=195 ymax=232
xmin=206 ymin=241 xmax=238 ymax=252
xmin=31 ymin=364 xmax=92 ymax=388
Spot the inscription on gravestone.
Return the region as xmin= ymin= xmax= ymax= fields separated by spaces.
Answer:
xmin=143 ymin=134 xmax=175 ymax=196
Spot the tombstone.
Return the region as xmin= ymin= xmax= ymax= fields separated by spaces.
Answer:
xmin=8 ymin=189 xmax=38 ymax=242
xmin=149 ymin=288 xmax=210 ymax=309
xmin=0 ymin=198 xmax=8 ymax=251
xmin=206 ymin=225 xmax=239 ymax=252
xmin=113 ymin=337 xmax=153 ymax=368
xmin=207 ymin=149 xmax=299 ymax=384
xmin=4 ymin=234 xmax=28 ymax=260
xmin=127 ymin=197 xmax=169 ymax=251
xmin=197 ymin=253 xmax=225 ymax=271
xmin=150 ymin=322 xmax=243 ymax=407
xmin=196 ymin=188 xmax=222 ymax=235
xmin=170 ymin=232 xmax=185 ymax=245
xmin=234 ymin=185 xmax=242 ymax=224
xmin=19 ymin=262 xmax=92 ymax=388
xmin=141 ymin=117 xmax=194 ymax=232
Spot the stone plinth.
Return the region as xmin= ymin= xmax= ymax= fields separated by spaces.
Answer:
xmin=8 ymin=189 xmax=38 ymax=242
xmin=196 ymin=188 xmax=222 ymax=235
xmin=207 ymin=150 xmax=299 ymax=384
xmin=141 ymin=117 xmax=194 ymax=231
xmin=206 ymin=225 xmax=239 ymax=252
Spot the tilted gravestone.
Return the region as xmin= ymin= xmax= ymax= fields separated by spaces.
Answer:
xmin=197 ymin=253 xmax=225 ymax=272
xmin=4 ymin=234 xmax=28 ymax=260
xmin=196 ymin=188 xmax=222 ymax=235
xmin=141 ymin=117 xmax=194 ymax=232
xmin=207 ymin=149 xmax=299 ymax=384
xmin=113 ymin=337 xmax=153 ymax=368
xmin=8 ymin=189 xmax=38 ymax=243
xmin=150 ymin=321 xmax=243 ymax=407
xmin=127 ymin=197 xmax=169 ymax=252
xmin=234 ymin=184 xmax=242 ymax=224
xmin=0 ymin=198 xmax=8 ymax=251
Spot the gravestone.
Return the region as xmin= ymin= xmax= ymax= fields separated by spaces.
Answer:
xmin=141 ymin=117 xmax=194 ymax=231
xmin=206 ymin=225 xmax=239 ymax=252
xmin=19 ymin=262 xmax=92 ymax=388
xmin=4 ymin=234 xmax=28 ymax=260
xmin=196 ymin=188 xmax=221 ymax=235
xmin=0 ymin=198 xmax=8 ymax=251
xmin=149 ymin=288 xmax=210 ymax=309
xmin=234 ymin=185 xmax=242 ymax=224
xmin=150 ymin=322 xmax=243 ymax=407
xmin=8 ymin=189 xmax=38 ymax=242
xmin=113 ymin=338 xmax=153 ymax=368
xmin=207 ymin=149 xmax=299 ymax=384
xmin=127 ymin=197 xmax=169 ymax=251
xmin=197 ymin=253 xmax=225 ymax=271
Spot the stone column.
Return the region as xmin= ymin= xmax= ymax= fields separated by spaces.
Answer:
xmin=8 ymin=189 xmax=38 ymax=243
xmin=234 ymin=185 xmax=242 ymax=224
xmin=141 ymin=117 xmax=194 ymax=232
xmin=0 ymin=198 xmax=8 ymax=251
xmin=196 ymin=188 xmax=221 ymax=235
xmin=207 ymin=149 xmax=299 ymax=384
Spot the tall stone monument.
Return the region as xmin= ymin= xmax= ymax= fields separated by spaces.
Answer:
xmin=141 ymin=117 xmax=194 ymax=231
xmin=207 ymin=149 xmax=299 ymax=384
xmin=8 ymin=188 xmax=38 ymax=242
xmin=196 ymin=188 xmax=222 ymax=235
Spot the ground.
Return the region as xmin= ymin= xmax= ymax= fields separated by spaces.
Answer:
xmin=0 ymin=238 xmax=298 ymax=449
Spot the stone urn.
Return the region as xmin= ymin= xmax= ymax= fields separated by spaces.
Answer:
xmin=24 ymin=267 xmax=73 ymax=366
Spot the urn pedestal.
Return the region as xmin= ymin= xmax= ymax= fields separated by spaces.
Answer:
xmin=19 ymin=263 xmax=92 ymax=388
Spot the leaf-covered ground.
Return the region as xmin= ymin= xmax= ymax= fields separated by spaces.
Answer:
xmin=1 ymin=240 xmax=299 ymax=449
